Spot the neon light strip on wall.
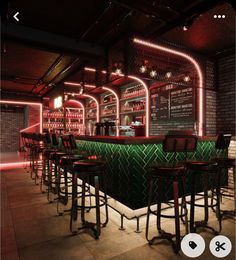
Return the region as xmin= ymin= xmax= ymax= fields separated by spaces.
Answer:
xmin=0 ymin=161 xmax=30 ymax=170
xmin=128 ymin=76 xmax=149 ymax=137
xmin=82 ymin=94 xmax=99 ymax=122
xmin=133 ymin=38 xmax=204 ymax=136
xmin=20 ymin=123 xmax=40 ymax=132
xmin=64 ymin=82 xmax=96 ymax=88
xmin=0 ymin=100 xmax=43 ymax=133
xmin=66 ymin=99 xmax=85 ymax=134
xmin=102 ymin=87 xmax=120 ymax=136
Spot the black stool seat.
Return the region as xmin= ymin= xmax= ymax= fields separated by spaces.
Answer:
xmin=150 ymin=164 xmax=185 ymax=177
xmin=73 ymin=160 xmax=105 ymax=172
xmin=50 ymin=152 xmax=67 ymax=160
xmin=213 ymin=157 xmax=235 ymax=166
xmin=43 ymin=149 xmax=58 ymax=157
xmin=186 ymin=161 xmax=215 ymax=171
xmin=60 ymin=155 xmax=86 ymax=166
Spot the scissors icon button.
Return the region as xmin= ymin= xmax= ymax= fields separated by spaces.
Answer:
xmin=215 ymin=241 xmax=226 ymax=251
xmin=210 ymin=236 xmax=232 ymax=257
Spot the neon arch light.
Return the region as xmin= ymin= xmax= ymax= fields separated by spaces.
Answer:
xmin=65 ymin=99 xmax=85 ymax=134
xmin=82 ymin=69 xmax=150 ymax=137
xmin=81 ymin=94 xmax=99 ymax=122
xmin=133 ymin=38 xmax=204 ymax=136
xmin=128 ymin=76 xmax=149 ymax=137
xmin=102 ymin=87 xmax=120 ymax=136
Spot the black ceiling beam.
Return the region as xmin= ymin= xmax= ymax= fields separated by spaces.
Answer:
xmin=147 ymin=0 xmax=226 ymax=38
xmin=31 ymin=55 xmax=63 ymax=93
xmin=79 ymin=1 xmax=113 ymax=40
xmin=40 ymin=57 xmax=81 ymax=96
xmin=112 ymin=0 xmax=166 ymax=23
xmin=96 ymin=10 xmax=133 ymax=44
xmin=2 ymin=23 xmax=105 ymax=58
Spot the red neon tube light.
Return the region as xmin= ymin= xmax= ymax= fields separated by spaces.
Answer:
xmin=133 ymin=38 xmax=204 ymax=136
xmin=128 ymin=76 xmax=149 ymax=137
xmin=66 ymin=99 xmax=85 ymax=134
xmin=102 ymin=87 xmax=120 ymax=136
xmin=82 ymin=94 xmax=99 ymax=122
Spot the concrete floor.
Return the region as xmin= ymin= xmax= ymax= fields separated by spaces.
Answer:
xmin=1 ymin=168 xmax=235 ymax=260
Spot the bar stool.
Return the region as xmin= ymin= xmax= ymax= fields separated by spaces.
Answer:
xmin=186 ymin=135 xmax=229 ymax=235
xmin=212 ymin=134 xmax=236 ymax=218
xmin=40 ymin=133 xmax=58 ymax=193
xmin=146 ymin=132 xmax=198 ymax=253
xmin=70 ymin=159 xmax=109 ymax=239
xmin=56 ymin=134 xmax=87 ymax=215
xmin=47 ymin=134 xmax=67 ymax=202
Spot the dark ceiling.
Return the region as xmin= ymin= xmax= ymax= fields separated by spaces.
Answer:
xmin=1 ymin=0 xmax=235 ymax=99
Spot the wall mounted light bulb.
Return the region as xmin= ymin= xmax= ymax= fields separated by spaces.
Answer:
xmin=139 ymin=65 xmax=147 ymax=73
xmin=165 ymin=72 xmax=172 ymax=78
xmin=115 ymin=68 xmax=122 ymax=75
xmin=184 ymin=76 xmax=190 ymax=82
xmin=150 ymin=70 xmax=157 ymax=78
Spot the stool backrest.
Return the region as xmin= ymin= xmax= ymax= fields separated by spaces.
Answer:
xmin=43 ymin=133 xmax=52 ymax=146
xmin=69 ymin=134 xmax=77 ymax=150
xmin=215 ymin=134 xmax=231 ymax=150
xmin=61 ymin=135 xmax=71 ymax=150
xmin=51 ymin=133 xmax=59 ymax=147
xmin=163 ymin=131 xmax=198 ymax=153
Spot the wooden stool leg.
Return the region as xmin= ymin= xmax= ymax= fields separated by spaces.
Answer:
xmin=173 ymin=178 xmax=180 ymax=253
xmin=216 ymin=167 xmax=222 ymax=232
xmin=203 ymin=173 xmax=209 ymax=223
xmin=70 ymin=173 xmax=78 ymax=234
xmin=146 ymin=176 xmax=154 ymax=242
xmin=190 ymin=172 xmax=196 ymax=232
xmin=157 ymin=177 xmax=162 ymax=232
xmin=94 ymin=175 xmax=101 ymax=238
xmin=81 ymin=178 xmax=86 ymax=224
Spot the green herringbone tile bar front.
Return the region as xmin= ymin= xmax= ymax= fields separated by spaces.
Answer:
xmin=76 ymin=140 xmax=216 ymax=209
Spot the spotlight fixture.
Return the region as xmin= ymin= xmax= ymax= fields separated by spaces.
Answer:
xmin=115 ymin=68 xmax=122 ymax=75
xmin=182 ymin=17 xmax=195 ymax=31
xmin=184 ymin=76 xmax=190 ymax=82
xmin=150 ymin=70 xmax=157 ymax=78
xmin=79 ymin=82 xmax=84 ymax=94
xmin=139 ymin=65 xmax=147 ymax=73
xmin=165 ymin=72 xmax=172 ymax=78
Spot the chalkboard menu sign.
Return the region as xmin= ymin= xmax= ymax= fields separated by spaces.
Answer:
xmin=151 ymin=84 xmax=194 ymax=121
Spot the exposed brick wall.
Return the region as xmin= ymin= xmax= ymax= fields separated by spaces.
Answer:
xmin=0 ymin=110 xmax=24 ymax=152
xmin=27 ymin=105 xmax=40 ymax=130
xmin=150 ymin=121 xmax=193 ymax=135
xmin=205 ymin=60 xmax=217 ymax=135
xmin=216 ymin=54 xmax=235 ymax=135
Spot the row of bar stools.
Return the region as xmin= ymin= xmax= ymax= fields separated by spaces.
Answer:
xmin=146 ymin=133 xmax=198 ymax=253
xmin=70 ymin=160 xmax=109 ymax=239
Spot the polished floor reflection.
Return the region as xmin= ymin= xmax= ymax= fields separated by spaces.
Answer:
xmin=1 ymin=168 xmax=235 ymax=260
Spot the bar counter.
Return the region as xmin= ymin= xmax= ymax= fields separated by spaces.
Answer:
xmin=76 ymin=135 xmax=217 ymax=210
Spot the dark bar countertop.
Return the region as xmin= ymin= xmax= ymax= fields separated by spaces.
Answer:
xmin=76 ymin=135 xmax=216 ymax=145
